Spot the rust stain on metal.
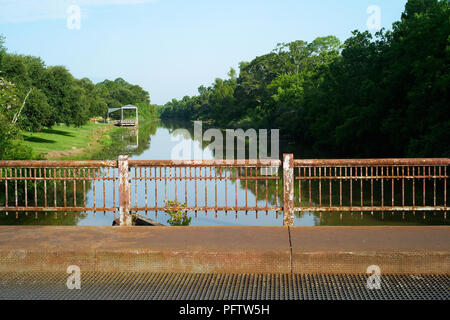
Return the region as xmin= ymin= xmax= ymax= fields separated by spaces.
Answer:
xmin=0 ymin=160 xmax=117 ymax=168
xmin=283 ymin=154 xmax=294 ymax=227
xmin=118 ymin=155 xmax=131 ymax=226
xmin=294 ymin=158 xmax=450 ymax=167
xmin=129 ymin=159 xmax=281 ymax=168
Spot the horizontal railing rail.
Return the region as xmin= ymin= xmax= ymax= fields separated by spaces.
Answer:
xmin=0 ymin=155 xmax=448 ymax=226
xmin=0 ymin=160 xmax=118 ymax=168
xmin=293 ymin=158 xmax=450 ymax=166
xmin=128 ymin=159 xmax=282 ymax=167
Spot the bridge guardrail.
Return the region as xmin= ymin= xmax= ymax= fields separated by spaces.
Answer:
xmin=0 ymin=155 xmax=448 ymax=226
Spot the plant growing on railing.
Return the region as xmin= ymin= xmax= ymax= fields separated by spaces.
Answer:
xmin=165 ymin=200 xmax=191 ymax=226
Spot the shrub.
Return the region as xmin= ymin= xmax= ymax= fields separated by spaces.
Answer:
xmin=165 ymin=200 xmax=191 ymax=226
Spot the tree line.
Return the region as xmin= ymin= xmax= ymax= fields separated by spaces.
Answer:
xmin=160 ymin=0 xmax=449 ymax=158
xmin=0 ymin=38 xmax=158 ymax=159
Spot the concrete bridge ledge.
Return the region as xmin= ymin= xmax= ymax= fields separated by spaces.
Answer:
xmin=0 ymin=226 xmax=448 ymax=274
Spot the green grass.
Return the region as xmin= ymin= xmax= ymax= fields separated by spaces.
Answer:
xmin=21 ymin=122 xmax=114 ymax=159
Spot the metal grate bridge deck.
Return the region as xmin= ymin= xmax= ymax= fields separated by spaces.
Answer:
xmin=0 ymin=272 xmax=448 ymax=300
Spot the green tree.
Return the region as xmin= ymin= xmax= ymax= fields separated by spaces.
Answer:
xmin=19 ymin=88 xmax=54 ymax=131
xmin=381 ymin=0 xmax=450 ymax=157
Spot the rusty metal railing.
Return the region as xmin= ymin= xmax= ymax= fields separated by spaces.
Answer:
xmin=0 ymin=160 xmax=118 ymax=217
xmin=0 ymin=156 xmax=282 ymax=225
xmin=0 ymin=155 xmax=448 ymax=226
xmin=126 ymin=158 xmax=282 ymax=222
xmin=281 ymin=154 xmax=449 ymax=225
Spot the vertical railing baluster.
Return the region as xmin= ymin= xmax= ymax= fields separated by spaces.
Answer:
xmin=255 ymin=167 xmax=258 ymax=211
xmin=423 ymin=166 xmax=426 ymax=207
xmin=329 ymin=167 xmax=332 ymax=208
xmin=24 ymin=168 xmax=28 ymax=208
xmin=4 ymin=168 xmax=8 ymax=209
xmin=265 ymin=169 xmax=269 ymax=212
xmin=83 ymin=168 xmax=86 ymax=209
xmin=402 ymin=166 xmax=405 ymax=208
xmin=350 ymin=167 xmax=353 ymax=209
xmin=235 ymin=167 xmax=238 ymax=215
xmin=370 ymin=167 xmax=373 ymax=209
xmin=34 ymin=168 xmax=38 ymax=208
xmin=103 ymin=167 xmax=106 ymax=213
xmin=53 ymin=168 xmax=57 ymax=208
xmin=318 ymin=167 xmax=322 ymax=207
xmin=225 ymin=167 xmax=228 ymax=211
xmin=174 ymin=167 xmax=177 ymax=205
xmin=444 ymin=166 xmax=447 ymax=217
xmin=156 ymin=168 xmax=159 ymax=218
xmin=245 ymin=167 xmax=248 ymax=209
xmin=214 ymin=168 xmax=218 ymax=219
xmin=14 ymin=168 xmax=18 ymax=208
xmin=165 ymin=167 xmax=167 ymax=206
xmin=360 ymin=167 xmax=363 ymax=209
xmin=381 ymin=167 xmax=384 ymax=208
xmin=92 ymin=168 xmax=96 ymax=210
xmin=412 ymin=166 xmax=415 ymax=208
xmin=299 ymin=167 xmax=302 ymax=207
xmin=309 ymin=167 xmax=312 ymax=207
xmin=392 ymin=167 xmax=395 ymax=207
xmin=339 ymin=167 xmax=342 ymax=208
xmin=63 ymin=168 xmax=67 ymax=208
xmin=145 ymin=167 xmax=148 ymax=213
xmin=433 ymin=166 xmax=437 ymax=207
xmin=205 ymin=167 xmax=207 ymax=213
xmin=444 ymin=166 xmax=447 ymax=208
xmin=194 ymin=167 xmax=197 ymax=209
xmin=152 ymin=167 xmax=155 ymax=209
xmin=134 ymin=167 xmax=138 ymax=208
xmin=73 ymin=168 xmax=77 ymax=207
xmin=185 ymin=167 xmax=188 ymax=207
xmin=275 ymin=167 xmax=279 ymax=209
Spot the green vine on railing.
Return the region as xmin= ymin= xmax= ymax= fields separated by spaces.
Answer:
xmin=165 ymin=200 xmax=191 ymax=226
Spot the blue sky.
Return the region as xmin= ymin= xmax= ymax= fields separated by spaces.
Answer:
xmin=0 ymin=0 xmax=407 ymax=104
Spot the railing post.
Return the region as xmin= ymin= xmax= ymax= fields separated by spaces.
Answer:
xmin=118 ymin=155 xmax=132 ymax=226
xmin=283 ymin=154 xmax=294 ymax=227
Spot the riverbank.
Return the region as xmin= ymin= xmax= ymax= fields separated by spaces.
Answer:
xmin=20 ymin=122 xmax=122 ymax=160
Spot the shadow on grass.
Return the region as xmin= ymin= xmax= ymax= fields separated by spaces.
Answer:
xmin=23 ymin=136 xmax=56 ymax=144
xmin=41 ymin=128 xmax=74 ymax=137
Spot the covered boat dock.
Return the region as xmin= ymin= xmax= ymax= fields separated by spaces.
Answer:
xmin=107 ymin=104 xmax=138 ymax=126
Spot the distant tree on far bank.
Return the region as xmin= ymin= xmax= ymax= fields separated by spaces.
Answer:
xmin=0 ymin=35 xmax=155 ymax=159
xmin=160 ymin=0 xmax=449 ymax=158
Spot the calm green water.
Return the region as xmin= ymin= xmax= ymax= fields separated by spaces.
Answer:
xmin=0 ymin=119 xmax=447 ymax=226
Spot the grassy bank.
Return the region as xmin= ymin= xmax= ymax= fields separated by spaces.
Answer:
xmin=21 ymin=122 xmax=120 ymax=160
